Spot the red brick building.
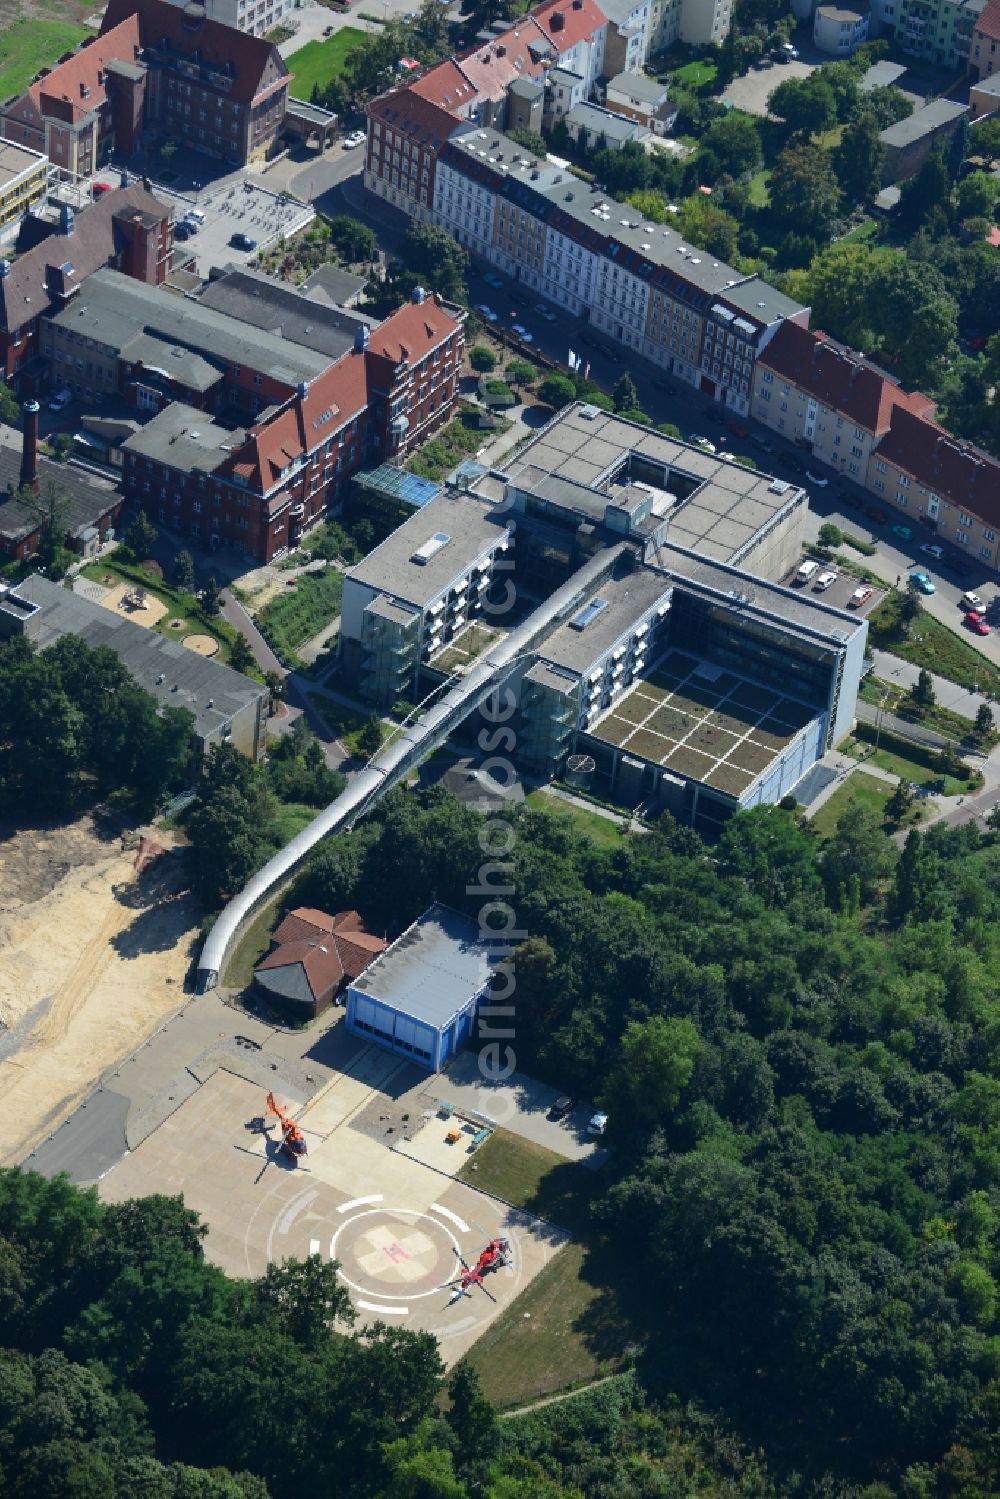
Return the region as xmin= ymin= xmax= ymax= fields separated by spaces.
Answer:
xmin=364 ymin=88 xmax=461 ymax=222
xmin=121 ymin=290 xmax=465 ymax=562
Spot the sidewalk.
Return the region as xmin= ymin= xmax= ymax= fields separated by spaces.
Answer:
xmin=871 ymin=649 xmax=992 ymax=719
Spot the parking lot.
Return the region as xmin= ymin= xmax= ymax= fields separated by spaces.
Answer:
xmin=156 ymin=176 xmax=314 ymax=277
xmin=785 ymin=556 xmax=884 ymax=617
xmin=721 ymin=55 xmax=816 ymax=117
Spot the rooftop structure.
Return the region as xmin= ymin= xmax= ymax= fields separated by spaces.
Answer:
xmin=299 ymin=264 xmax=368 ymax=308
xmin=536 ymin=565 xmax=670 ymax=673
xmin=254 ymin=908 xmax=386 ymax=1016
xmin=194 ymin=266 xmax=375 ymax=362
xmin=345 ymin=489 xmax=510 ymax=608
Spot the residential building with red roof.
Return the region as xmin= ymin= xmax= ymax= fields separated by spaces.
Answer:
xmin=868 ymin=409 xmax=1000 ymax=559
xmin=254 ymin=908 xmax=387 ymax=1017
xmin=120 ymin=288 xmax=464 ymax=562
xmin=971 ymin=0 xmax=1000 ymax=75
xmin=365 ymin=86 xmax=464 ymax=222
xmin=752 ymin=322 xmax=935 ymax=485
xmin=1 ymin=0 xmax=288 ymax=177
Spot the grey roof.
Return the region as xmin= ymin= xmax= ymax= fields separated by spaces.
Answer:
xmin=537 ymin=564 xmax=671 ymax=675
xmin=0 ymin=441 xmax=120 ymax=543
xmin=104 ymin=57 xmax=147 ymax=81
xmin=16 ymin=574 xmax=267 ymax=743
xmin=122 ymin=402 xmax=246 ymax=474
xmin=972 ymin=73 xmax=1000 ymax=95
xmin=549 ymin=65 xmax=584 ymax=87
xmin=48 ymin=268 xmax=330 ymax=388
xmin=254 ymin=962 xmax=314 ymax=1006
xmin=124 ymin=331 xmax=221 ymax=393
xmin=301 ymin=263 xmax=368 ymax=307
xmin=860 ymin=59 xmax=907 ymax=90
xmin=441 ymin=131 xmax=809 ymax=314
xmin=508 ymin=75 xmax=544 ymax=99
xmin=195 ymin=265 xmax=373 ymax=360
xmin=607 ymin=70 xmax=669 ymax=104
xmin=566 ymin=102 xmax=648 ymax=142
xmin=351 ymin=903 xmax=489 ymax=1028
xmin=880 ymin=99 xmax=968 ymax=148
xmin=346 ymin=489 xmax=510 ymax=608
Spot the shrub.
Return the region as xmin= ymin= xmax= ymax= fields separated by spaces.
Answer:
xmin=470 ymin=345 xmax=497 ymax=373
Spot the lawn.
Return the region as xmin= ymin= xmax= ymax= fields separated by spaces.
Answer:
xmin=311 ymin=691 xmax=390 ymax=756
xmin=868 ymin=596 xmax=1000 ymax=695
xmin=747 ymin=168 xmax=771 ymax=207
xmin=285 ymin=28 xmax=366 ymax=96
xmin=406 ymin=405 xmax=508 ymax=482
xmin=0 ymin=18 xmax=92 ymax=100
xmin=671 ymin=58 xmax=717 ymax=88
xmin=525 ymin=787 xmax=627 ymax=850
xmin=257 ymin=568 xmax=344 ymax=665
xmin=223 ymin=890 xmax=285 ymax=990
xmin=841 ymin=218 xmax=880 ymax=244
xmin=79 ymin=558 xmax=243 ymax=666
xmin=859 ymin=673 xmax=994 ymax=745
xmin=809 ymin=770 xmax=899 ymax=837
xmin=840 ymin=734 xmax=980 ymax=795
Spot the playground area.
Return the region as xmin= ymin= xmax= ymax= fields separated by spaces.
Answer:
xmin=100 ymin=581 xmax=168 ymax=628
xmin=99 ymin=1059 xmax=566 ymax=1361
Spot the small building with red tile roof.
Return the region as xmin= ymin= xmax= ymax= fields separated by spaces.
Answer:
xmin=752 ymin=322 xmax=935 ymax=487
xmin=971 ymin=0 xmax=1000 ymax=78
xmin=254 ymin=908 xmax=387 ymax=1017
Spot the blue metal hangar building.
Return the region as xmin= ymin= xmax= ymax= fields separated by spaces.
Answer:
xmin=345 ymin=904 xmax=491 ymax=1071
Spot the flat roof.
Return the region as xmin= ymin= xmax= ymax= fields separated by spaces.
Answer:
xmin=351 ymin=903 xmax=490 ymax=1028
xmin=495 ymin=404 xmax=806 ymax=564
xmin=588 ymin=647 xmax=823 ymax=801
xmin=860 ymin=59 xmax=907 ymax=89
xmin=48 ymin=268 xmax=330 ymax=388
xmin=607 ymin=70 xmax=668 ymax=102
xmin=346 ymin=489 xmax=510 ymax=607
xmin=0 ymin=140 xmax=47 ymax=189
xmin=122 ymin=402 xmax=246 ymax=474
xmin=880 ymin=99 xmax=968 ymax=148
xmin=537 ymin=564 xmax=671 ymax=674
xmin=17 ymin=574 xmax=266 ymax=742
xmin=195 ymin=265 xmax=374 ymax=361
xmin=566 ymin=102 xmax=648 ymax=140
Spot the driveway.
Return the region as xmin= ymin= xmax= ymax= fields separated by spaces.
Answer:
xmin=721 ymin=58 xmax=815 ymax=117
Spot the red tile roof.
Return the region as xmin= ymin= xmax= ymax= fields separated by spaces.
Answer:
xmin=256 ymin=910 xmax=386 ymax=1002
xmin=455 ymin=20 xmax=550 ymax=101
xmin=368 ymin=84 xmax=459 ymax=151
xmin=974 ymin=0 xmax=1000 ymax=40
xmin=874 ymin=409 xmax=1000 ymax=526
xmin=758 ymin=322 xmax=935 ymax=435
xmin=101 ymin=0 xmax=288 ymax=105
xmin=28 ymin=19 xmax=141 ymax=123
xmin=410 ymin=59 xmax=478 ymax=112
xmin=367 ymin=295 xmax=460 ymax=366
xmin=271 ymin=907 xmax=371 ymax=944
xmin=531 ymin=0 xmax=608 ymax=52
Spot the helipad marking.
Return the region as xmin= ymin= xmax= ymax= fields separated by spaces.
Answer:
xmin=357 ymin=1299 xmax=409 ymax=1315
xmin=337 ymin=1194 xmax=384 ymax=1213
xmin=309 ymin=1238 xmax=320 ymax=1256
xmin=331 ymin=1208 xmax=463 ymax=1301
xmin=277 ymin=1191 xmax=317 ymax=1235
xmin=429 ymin=1203 xmax=470 ymax=1232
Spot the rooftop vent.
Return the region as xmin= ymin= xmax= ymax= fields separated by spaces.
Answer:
xmin=412 ymin=531 xmax=451 ymax=564
xmin=570 ymin=596 xmax=608 ymax=631
xmin=768 ymin=479 xmax=790 ymax=495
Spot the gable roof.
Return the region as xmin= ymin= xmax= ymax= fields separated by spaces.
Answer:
xmin=453 ymin=19 xmax=551 ymax=101
xmin=974 ymin=0 xmax=1000 ymax=38
xmin=0 ymin=442 xmax=121 ymax=545
xmin=531 ymin=0 xmax=608 ymax=51
xmin=874 ymin=408 xmax=1000 ymax=526
xmin=366 ymin=295 xmax=460 ymax=366
xmin=758 ymin=322 xmax=935 ymax=434
xmin=367 ymin=83 xmax=460 ymax=152
xmin=410 ymin=58 xmax=478 ymax=112
xmin=23 ymin=18 xmax=142 ymax=123
xmin=101 ymin=0 xmax=288 ymax=105
xmin=255 ymin=910 xmax=386 ymax=1004
xmin=0 ymin=183 xmax=171 ymax=336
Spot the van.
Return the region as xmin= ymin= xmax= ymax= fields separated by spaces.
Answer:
xmin=185 ymin=208 xmax=206 ymax=225
xmin=796 ymin=559 xmax=820 ymax=584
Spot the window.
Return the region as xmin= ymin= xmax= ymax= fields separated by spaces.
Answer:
xmin=959 ymin=512 xmax=972 ymax=527
xmin=985 ymin=529 xmax=995 ymax=541
xmin=956 ymin=530 xmax=968 ymax=545
xmin=980 ymin=545 xmax=992 ymax=558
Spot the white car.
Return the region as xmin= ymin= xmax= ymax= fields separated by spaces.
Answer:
xmin=962 ymin=590 xmax=986 ymax=611
xmin=342 ymin=130 xmax=366 ymax=149
xmin=921 ymin=543 xmax=945 ymax=560
xmin=475 ymin=303 xmax=498 ymax=322
xmin=512 ymin=323 xmax=533 ymax=343
xmin=805 ymin=470 xmax=829 ymax=488
xmin=588 ymin=1111 xmax=608 ymax=1136
xmin=815 ymin=570 xmax=838 ymax=591
xmin=48 ymin=388 xmax=72 ymax=412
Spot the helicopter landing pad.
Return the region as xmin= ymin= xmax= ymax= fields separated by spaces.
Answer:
xmin=99 ymin=1068 xmax=566 ymax=1361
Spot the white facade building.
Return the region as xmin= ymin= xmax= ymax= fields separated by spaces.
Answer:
xmin=160 ymin=0 xmax=295 ymax=38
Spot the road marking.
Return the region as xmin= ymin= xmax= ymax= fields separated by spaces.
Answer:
xmin=357 ymin=1299 xmax=408 ymax=1315
xmin=337 ymin=1194 xmax=383 ymax=1213
xmin=429 ymin=1203 xmax=470 ymax=1232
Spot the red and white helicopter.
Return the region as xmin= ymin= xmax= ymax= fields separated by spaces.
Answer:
xmin=446 ymin=1237 xmax=512 ymax=1305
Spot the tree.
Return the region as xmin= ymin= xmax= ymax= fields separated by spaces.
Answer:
xmin=700 ymin=112 xmax=763 ymax=177
xmin=326 ymin=214 xmax=377 ymax=263
xmin=507 ymin=126 xmax=548 ymax=158
xmin=898 ymin=144 xmax=952 ymax=233
xmin=469 ymin=345 xmax=496 ymax=373
xmin=612 ymin=373 xmax=639 ymax=413
xmin=358 ymin=714 xmax=383 ymax=757
xmin=253 ymin=1255 xmax=355 ymax=1346
xmin=910 ymin=667 xmax=936 ymax=709
xmin=833 ymin=112 xmax=884 ymax=204
xmin=124 ymin=510 xmax=157 ymax=562
xmin=769 ymin=143 xmax=842 ymax=239
xmin=957 ymin=170 xmax=999 ymax=222
xmin=902 ymin=575 xmax=925 ymax=622
xmin=21 ymin=481 xmax=69 ymax=575
xmin=173 ymin=549 xmax=195 ymax=590
xmin=818 ymin=522 xmax=843 ymax=547
xmin=202 ymin=576 xmax=222 ymax=617
xmin=506 ymin=358 xmax=535 ymax=388
xmin=0 ymin=379 xmax=19 ymax=427
xmin=974 ymin=701 xmax=994 ymax=739
xmin=885 ymin=777 xmax=915 ymax=826
xmin=396 ymin=222 xmax=468 ymax=301
xmin=537 ymin=374 xmax=577 ymax=410
xmin=862 ymin=84 xmax=913 ymax=130
xmin=602 ymin=1016 xmax=701 ymax=1131
xmin=264 ymin=671 xmax=285 ymax=715
xmin=768 ymin=74 xmax=837 ymax=137
xmin=228 ymin=635 xmax=255 ymax=676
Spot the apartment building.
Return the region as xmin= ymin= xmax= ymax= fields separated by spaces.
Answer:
xmin=649 ymin=0 xmax=733 ymax=52
xmin=879 ymin=99 xmax=969 ymax=182
xmin=751 ymin=322 xmax=936 ymax=485
xmin=0 ymin=184 xmax=173 ymax=383
xmin=813 ymin=3 xmax=871 ymax=54
xmin=970 ymin=0 xmax=1000 ymax=75
xmin=600 ymin=0 xmax=652 ymax=73
xmin=895 ymin=0 xmax=987 ymax=68
xmin=867 ymin=409 xmax=1000 ymax=562
xmin=121 ymin=290 xmax=464 ymax=563
xmin=159 ymin=0 xmax=294 ymax=40
xmin=432 ymin=131 xmax=808 ymax=412
xmin=0 ymin=143 xmax=51 ymax=248
xmin=2 ymin=0 xmax=289 ymax=177
xmin=365 ymin=88 xmax=461 ymax=222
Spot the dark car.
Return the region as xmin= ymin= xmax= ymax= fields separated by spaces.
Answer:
xmin=751 ymin=433 xmax=775 ymax=454
xmin=864 ymin=505 xmax=888 ymax=524
xmin=785 ymin=454 xmax=806 ymax=473
xmin=945 ymin=554 xmax=973 ymax=577
xmin=174 ymin=222 xmax=192 ymax=241
xmin=230 ymin=232 xmax=258 ymax=251
xmin=727 ymin=419 xmax=749 ymax=439
xmin=549 ymin=1096 xmax=574 ymax=1120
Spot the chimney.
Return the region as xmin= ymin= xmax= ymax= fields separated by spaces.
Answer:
xmin=59 ymin=202 xmax=74 ymax=236
xmin=20 ymin=401 xmax=40 ymax=495
xmin=411 ymin=285 xmax=426 ymax=304
xmin=354 ymin=323 xmax=370 ymax=352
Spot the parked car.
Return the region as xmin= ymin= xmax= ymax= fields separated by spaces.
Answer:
xmin=174 ymin=222 xmax=192 ymax=241
xmin=962 ymin=590 xmax=986 ymax=612
xmin=91 ymin=180 xmax=112 ymax=198
xmin=588 ymin=1111 xmax=609 ymax=1136
xmin=48 ymin=388 xmax=72 ymax=412
xmin=910 ymin=569 xmax=936 ymax=595
xmin=965 ymin=611 xmax=990 ymax=635
xmin=549 ymin=1096 xmax=574 ymax=1120
xmin=482 ymin=271 xmax=503 ymax=289
xmin=342 ymin=130 xmax=366 ymax=148
xmin=891 ymin=524 xmax=913 ymax=541
xmin=785 ymin=454 xmax=806 ymax=473
xmin=864 ymin=505 xmax=887 ymax=523
xmin=230 ymin=232 xmax=258 ymax=251
xmin=512 ymin=323 xmax=533 ymax=343
xmin=849 ymin=585 xmax=873 ymax=608
xmin=689 ymin=435 xmax=716 ymax=452
xmin=797 ymin=559 xmax=820 ymax=584
xmin=921 ymin=542 xmax=945 ymax=560
xmin=751 ymin=434 xmax=775 ymax=454
xmin=727 ymin=419 xmax=749 ymax=438
xmin=814 ymin=570 xmax=838 ymax=591
xmin=534 ymin=303 xmax=557 ymax=322
xmin=475 ymin=303 xmax=498 ymax=322
xmin=805 ymin=469 xmax=830 ymax=488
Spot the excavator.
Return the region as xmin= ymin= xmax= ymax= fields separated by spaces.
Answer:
xmin=265 ymin=1091 xmax=308 ymax=1164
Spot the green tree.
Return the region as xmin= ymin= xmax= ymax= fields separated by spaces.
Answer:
xmin=700 ymin=112 xmax=763 ymax=177
xmin=769 ymin=143 xmax=842 ymax=239
xmin=818 ymin=522 xmax=843 ymax=547
xmin=327 ymin=214 xmax=378 ymax=263
xmin=537 ymin=374 xmax=577 ymax=410
xmin=603 ymin=1016 xmax=702 ymax=1130
xmin=358 ymin=714 xmax=383 ymax=757
xmin=821 ymin=800 xmax=894 ymax=903
xmin=862 ymin=84 xmax=913 ymax=130
xmin=253 ymin=1255 xmax=355 ymax=1346
xmin=0 ymin=379 xmax=20 ymax=426
xmin=264 ymin=670 xmax=285 ymax=715
xmin=957 ymin=170 xmax=999 ymax=221
xmin=173 ymin=549 xmax=195 ymax=590
xmin=202 ymin=576 xmax=222 ymax=617
xmin=911 ymin=667 xmax=936 ymax=708
xmin=124 ymin=510 xmax=157 ymax=562
xmin=470 ymin=345 xmax=497 ymax=373
xmin=885 ymin=777 xmax=915 ymax=826
xmin=974 ymin=701 xmax=994 ymax=739
xmin=396 ymin=222 xmax=469 ymax=301
xmin=507 ymin=126 xmax=548 ymax=158
xmin=612 ymin=373 xmax=639 ymax=413
xmin=768 ymin=74 xmax=837 ymax=137
xmin=898 ymin=144 xmax=952 ymax=233
xmin=833 ymin=112 xmax=884 ymax=203
xmin=506 ymin=358 xmax=535 ymax=388
xmin=228 ymin=635 xmax=255 ymax=676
